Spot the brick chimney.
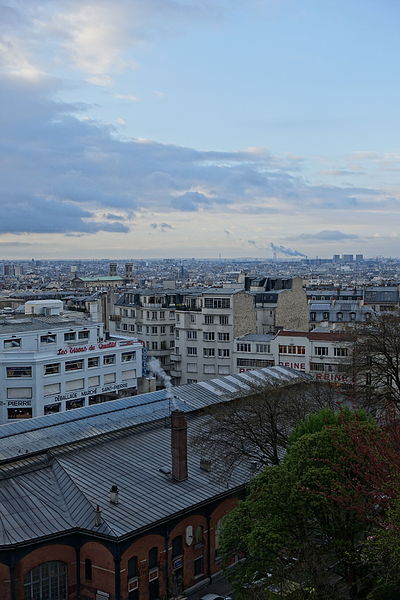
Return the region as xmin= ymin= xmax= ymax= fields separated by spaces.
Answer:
xmin=171 ymin=410 xmax=188 ymax=481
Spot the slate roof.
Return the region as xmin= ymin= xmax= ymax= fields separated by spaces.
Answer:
xmin=0 ymin=367 xmax=310 ymax=547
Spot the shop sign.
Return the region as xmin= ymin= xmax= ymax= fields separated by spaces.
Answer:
xmin=7 ymin=400 xmax=32 ymax=407
xmin=279 ymin=361 xmax=306 ymax=371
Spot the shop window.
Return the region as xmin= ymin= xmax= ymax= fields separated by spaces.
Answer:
xmin=44 ymin=363 xmax=60 ymax=375
xmin=24 ymin=560 xmax=67 ymax=600
xmin=8 ymin=406 xmax=32 ymax=420
xmin=88 ymin=356 xmax=100 ymax=368
xmin=44 ymin=403 xmax=61 ymax=415
xmin=66 ymin=399 xmax=84 ymax=410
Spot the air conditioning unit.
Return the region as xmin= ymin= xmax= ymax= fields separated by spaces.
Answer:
xmin=149 ymin=567 xmax=159 ymax=582
xmin=128 ymin=577 xmax=138 ymax=592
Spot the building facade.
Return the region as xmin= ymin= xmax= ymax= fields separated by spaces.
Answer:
xmin=0 ymin=316 xmax=142 ymax=423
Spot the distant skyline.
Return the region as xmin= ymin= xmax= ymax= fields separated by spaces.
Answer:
xmin=1 ymin=0 xmax=400 ymax=258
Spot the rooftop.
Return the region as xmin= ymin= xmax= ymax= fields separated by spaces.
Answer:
xmin=0 ymin=317 xmax=95 ymax=335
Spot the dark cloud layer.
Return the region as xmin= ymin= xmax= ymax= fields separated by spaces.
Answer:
xmin=0 ymin=75 xmax=383 ymax=236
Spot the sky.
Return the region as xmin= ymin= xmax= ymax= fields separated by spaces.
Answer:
xmin=1 ymin=0 xmax=400 ymax=259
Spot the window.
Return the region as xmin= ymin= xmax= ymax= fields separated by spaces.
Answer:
xmin=160 ymin=326 xmax=166 ymax=334
xmin=337 ymin=312 xmax=343 ymax=321
xmin=129 ymin=324 xmax=135 ymax=332
xmin=280 ymin=345 xmax=306 ymax=355
xmin=334 ymin=347 xmax=348 ymax=357
xmin=256 ymin=343 xmax=270 ymax=353
xmin=310 ymin=312 xmax=316 ymax=321
xmin=218 ymin=365 xmax=230 ymax=375
xmin=170 ymin=325 xmax=174 ymax=333
xmin=64 ymin=332 xmax=76 ymax=341
xmin=187 ymin=347 xmax=198 ymax=356
xmin=8 ymin=407 xmax=32 ymax=420
xmin=41 ymin=334 xmax=56 ymax=344
xmin=24 ymin=561 xmax=67 ymax=600
xmin=85 ymin=559 xmax=92 ymax=581
xmin=151 ymin=341 xmax=158 ymax=350
xmin=44 ymin=403 xmax=61 ymax=415
xmin=66 ymin=399 xmax=84 ymax=410
xmin=204 ymin=298 xmax=230 ymax=309
xmin=218 ymin=332 xmax=230 ymax=342
xmin=203 ymin=332 xmax=215 ymax=341
xmin=172 ymin=535 xmax=183 ymax=558
xmin=310 ymin=362 xmax=325 ymax=372
xmin=103 ymin=354 xmax=116 ymax=365
xmin=137 ymin=325 xmax=142 ymax=333
xmin=187 ymin=330 xmax=197 ymax=339
xmin=148 ymin=547 xmax=158 ymax=569
xmin=151 ymin=326 xmax=158 ymax=334
xmin=315 ymin=347 xmax=328 ymax=356
xmin=194 ymin=526 xmax=204 ymax=545
xmin=187 ymin=378 xmax=197 ymax=384
xmin=170 ymin=340 xmax=175 ymax=348
xmin=204 ymin=364 xmax=215 ymax=374
xmin=194 ymin=556 xmax=204 ymax=577
xmin=219 ymin=315 xmax=229 ymax=325
xmin=104 ymin=372 xmax=116 ymax=383
xmin=218 ymin=348 xmax=230 ymax=358
xmin=7 ymin=366 xmax=32 ymax=378
xmin=151 ymin=311 xmax=157 ymax=320
xmin=123 ymin=324 xmax=128 ymax=331
xmin=122 ymin=369 xmax=136 ymax=380
xmin=122 ymin=352 xmax=135 ymax=362
xmin=88 ymin=356 xmax=99 ymax=368
xmin=350 ymin=312 xmax=356 ymax=321
xmin=88 ymin=375 xmax=100 ymax=386
xmin=237 ymin=343 xmax=251 ymax=352
xmin=187 ymin=363 xmax=197 ymax=373
xmin=78 ymin=330 xmax=89 ymax=340
xmin=130 ymin=309 xmax=136 ymax=318
xmin=190 ymin=314 xmax=196 ymax=323
xmin=44 ymin=363 xmax=60 ymax=375
xmin=128 ymin=556 xmax=138 ymax=579
xmin=66 ymin=378 xmax=84 ymax=391
xmin=323 ymin=312 xmax=329 ymax=320
xmin=175 ymin=330 xmax=180 ymax=339
xmin=203 ymin=348 xmax=215 ymax=357
xmin=43 ymin=382 xmax=61 ymax=396
xmin=4 ymin=338 xmax=21 ymax=349
xmin=7 ymin=387 xmax=32 ymax=399
xmin=160 ymin=311 xmax=165 ymax=319
xmin=366 ymin=372 xmax=372 ymax=385
xmin=204 ymin=315 xmax=214 ymax=325
xmin=65 ymin=360 xmax=83 ymax=371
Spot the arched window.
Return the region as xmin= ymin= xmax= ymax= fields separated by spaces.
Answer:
xmin=24 ymin=561 xmax=67 ymax=600
xmin=194 ymin=525 xmax=204 ymax=545
xmin=148 ymin=547 xmax=158 ymax=569
xmin=172 ymin=535 xmax=183 ymax=558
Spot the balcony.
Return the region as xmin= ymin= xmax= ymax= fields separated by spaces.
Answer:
xmin=109 ymin=315 xmax=121 ymax=321
xmin=170 ymin=353 xmax=181 ymax=362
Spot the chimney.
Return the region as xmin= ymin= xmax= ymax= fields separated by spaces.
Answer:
xmin=94 ymin=505 xmax=102 ymax=526
xmin=171 ymin=410 xmax=188 ymax=482
xmin=110 ymin=484 xmax=119 ymax=504
xmin=109 ymin=263 xmax=117 ymax=277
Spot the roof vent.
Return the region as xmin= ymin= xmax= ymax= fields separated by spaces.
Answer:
xmin=200 ymin=458 xmax=212 ymax=472
xmin=110 ymin=485 xmax=119 ymax=505
xmin=159 ymin=466 xmax=171 ymax=476
xmin=94 ymin=505 xmax=102 ymax=527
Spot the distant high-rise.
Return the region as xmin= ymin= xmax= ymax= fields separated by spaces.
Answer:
xmin=342 ymin=254 xmax=354 ymax=263
xmin=355 ymin=254 xmax=364 ymax=262
xmin=333 ymin=254 xmax=340 ymax=263
xmin=125 ymin=263 xmax=133 ymax=279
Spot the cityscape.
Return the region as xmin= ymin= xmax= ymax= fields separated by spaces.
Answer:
xmin=2 ymin=0 xmax=400 ymax=599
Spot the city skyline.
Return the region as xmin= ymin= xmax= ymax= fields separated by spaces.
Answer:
xmin=2 ymin=1 xmax=400 ymax=258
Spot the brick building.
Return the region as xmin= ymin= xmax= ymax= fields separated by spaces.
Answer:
xmin=0 ymin=367 xmax=308 ymax=600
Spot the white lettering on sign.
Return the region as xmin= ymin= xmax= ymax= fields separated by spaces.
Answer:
xmin=313 ymin=373 xmax=351 ymax=383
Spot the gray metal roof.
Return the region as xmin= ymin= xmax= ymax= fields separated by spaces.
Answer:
xmin=0 ymin=317 xmax=92 ymax=334
xmin=0 ymin=367 xmax=310 ymax=546
xmin=235 ymin=334 xmax=275 ymax=342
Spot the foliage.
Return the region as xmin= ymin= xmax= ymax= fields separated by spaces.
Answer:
xmin=220 ymin=409 xmax=379 ymax=599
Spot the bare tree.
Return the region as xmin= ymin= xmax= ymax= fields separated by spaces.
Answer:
xmin=190 ymin=381 xmax=339 ymax=481
xmin=350 ymin=312 xmax=400 ymax=416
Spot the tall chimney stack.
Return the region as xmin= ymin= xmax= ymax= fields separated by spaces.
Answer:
xmin=171 ymin=410 xmax=188 ymax=482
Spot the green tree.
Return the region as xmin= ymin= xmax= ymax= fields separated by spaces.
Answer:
xmin=220 ymin=409 xmax=376 ymax=600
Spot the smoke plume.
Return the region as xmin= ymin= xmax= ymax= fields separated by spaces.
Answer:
xmin=270 ymin=242 xmax=306 ymax=257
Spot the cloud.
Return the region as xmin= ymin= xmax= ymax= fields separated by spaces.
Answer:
xmin=294 ymin=230 xmax=359 ymax=241
xmin=114 ymin=94 xmax=140 ymax=102
xmin=150 ymin=222 xmax=174 ymax=232
xmin=0 ymin=74 xmax=394 ymax=237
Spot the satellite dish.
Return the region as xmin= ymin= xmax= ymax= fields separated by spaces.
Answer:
xmin=185 ymin=525 xmax=193 ymax=546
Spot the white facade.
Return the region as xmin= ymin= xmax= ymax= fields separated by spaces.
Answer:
xmin=234 ymin=330 xmax=352 ymax=385
xmin=0 ymin=317 xmax=142 ymax=423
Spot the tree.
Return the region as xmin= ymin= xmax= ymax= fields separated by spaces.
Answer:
xmin=350 ymin=312 xmax=400 ymax=415
xmin=220 ymin=409 xmax=377 ymax=600
xmin=190 ymin=381 xmax=339 ymax=482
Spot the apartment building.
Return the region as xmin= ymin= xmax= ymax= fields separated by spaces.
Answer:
xmin=0 ymin=314 xmax=142 ymax=423
xmin=108 ymin=289 xmax=193 ymax=372
xmin=172 ymin=289 xmax=257 ymax=384
xmin=234 ymin=329 xmax=352 ymax=384
xmin=309 ymin=299 xmax=374 ymax=329
xmin=245 ymin=276 xmax=308 ymax=333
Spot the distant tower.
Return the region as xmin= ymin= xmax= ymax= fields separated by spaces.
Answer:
xmin=125 ymin=263 xmax=133 ymax=279
xmin=109 ymin=263 xmax=117 ymax=276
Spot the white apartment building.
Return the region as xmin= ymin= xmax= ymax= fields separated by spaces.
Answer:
xmin=0 ymin=316 xmax=142 ymax=423
xmin=172 ymin=289 xmax=257 ymax=384
xmin=234 ymin=330 xmax=352 ymax=385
